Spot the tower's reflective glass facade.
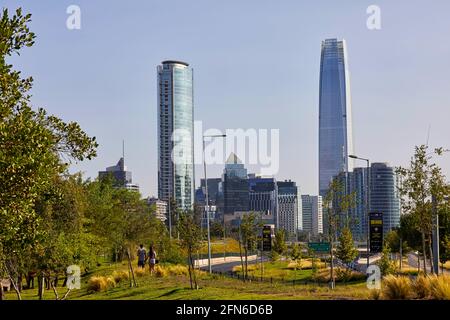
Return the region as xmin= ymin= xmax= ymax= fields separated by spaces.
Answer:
xmin=157 ymin=61 xmax=194 ymax=211
xmin=319 ymin=39 xmax=354 ymax=197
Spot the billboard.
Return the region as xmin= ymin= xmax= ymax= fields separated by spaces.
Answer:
xmin=369 ymin=212 xmax=383 ymax=253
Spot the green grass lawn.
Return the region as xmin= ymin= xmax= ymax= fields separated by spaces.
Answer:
xmin=4 ymin=261 xmax=370 ymax=301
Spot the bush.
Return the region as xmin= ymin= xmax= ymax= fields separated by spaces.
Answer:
xmin=412 ymin=275 xmax=432 ymax=299
xmin=106 ymin=276 xmax=116 ymax=288
xmin=154 ymin=265 xmax=168 ymax=277
xmin=112 ymin=270 xmax=129 ymax=283
xmin=134 ymin=268 xmax=147 ymax=277
xmin=382 ymin=275 xmax=412 ymax=300
xmin=429 ymin=275 xmax=450 ymax=300
xmin=369 ymin=289 xmax=382 ymax=300
xmin=87 ymin=276 xmax=109 ymax=292
xmin=167 ymin=265 xmax=189 ymax=276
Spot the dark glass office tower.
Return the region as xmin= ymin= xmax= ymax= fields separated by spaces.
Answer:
xmin=370 ymin=163 xmax=401 ymax=234
xmin=157 ymin=60 xmax=194 ymax=211
xmin=319 ymin=39 xmax=354 ymax=197
xmin=222 ymin=153 xmax=249 ymax=215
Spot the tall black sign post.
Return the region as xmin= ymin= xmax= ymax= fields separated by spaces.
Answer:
xmin=262 ymin=225 xmax=272 ymax=252
xmin=369 ymin=212 xmax=383 ymax=253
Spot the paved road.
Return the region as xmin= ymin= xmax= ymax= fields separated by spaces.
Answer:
xmin=196 ymin=255 xmax=269 ymax=273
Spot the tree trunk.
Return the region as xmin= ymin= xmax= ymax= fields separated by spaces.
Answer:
xmin=428 ymin=236 xmax=435 ymax=274
xmin=421 ymin=232 xmax=428 ymax=275
xmin=38 ymin=273 xmax=44 ymax=300
xmin=244 ymin=248 xmax=248 ymax=281
xmin=238 ymin=232 xmax=245 ymax=281
xmin=0 ymin=281 xmax=4 ymax=301
xmin=187 ymin=251 xmax=193 ymax=289
xmin=126 ymin=249 xmax=137 ymax=287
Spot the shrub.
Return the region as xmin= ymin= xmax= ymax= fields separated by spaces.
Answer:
xmin=134 ymin=268 xmax=147 ymax=277
xmin=167 ymin=265 xmax=189 ymax=276
xmin=87 ymin=276 xmax=109 ymax=292
xmin=369 ymin=289 xmax=382 ymax=300
xmin=382 ymin=275 xmax=412 ymax=300
xmin=112 ymin=270 xmax=129 ymax=283
xmin=412 ymin=275 xmax=432 ymax=299
xmin=154 ymin=265 xmax=168 ymax=277
xmin=106 ymin=276 xmax=116 ymax=288
xmin=429 ymin=275 xmax=450 ymax=300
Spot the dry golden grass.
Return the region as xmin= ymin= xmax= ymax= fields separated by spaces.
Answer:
xmin=429 ymin=274 xmax=450 ymax=300
xmin=154 ymin=265 xmax=168 ymax=277
xmin=111 ymin=270 xmax=129 ymax=283
xmin=87 ymin=276 xmax=109 ymax=292
xmin=106 ymin=276 xmax=116 ymax=288
xmin=232 ymin=264 xmax=259 ymax=273
xmin=382 ymin=275 xmax=412 ymax=300
xmin=134 ymin=268 xmax=147 ymax=277
xmin=412 ymin=275 xmax=432 ymax=299
xmin=167 ymin=265 xmax=189 ymax=276
xmin=287 ymin=259 xmax=326 ymax=270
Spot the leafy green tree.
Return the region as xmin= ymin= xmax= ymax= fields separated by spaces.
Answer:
xmin=336 ymin=227 xmax=358 ymax=264
xmin=378 ymin=244 xmax=397 ymax=276
xmin=396 ymin=145 xmax=448 ymax=274
xmin=272 ymin=229 xmax=287 ymax=257
xmin=289 ymin=243 xmax=303 ymax=270
xmin=178 ymin=212 xmax=202 ymax=289
xmin=323 ymin=178 xmax=355 ymax=289
xmin=237 ymin=212 xmax=262 ymax=281
xmin=0 ymin=8 xmax=97 ymax=300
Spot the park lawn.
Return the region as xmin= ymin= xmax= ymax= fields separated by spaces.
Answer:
xmin=4 ymin=261 xmax=370 ymax=300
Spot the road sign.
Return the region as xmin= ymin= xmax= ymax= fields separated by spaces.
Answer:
xmin=308 ymin=242 xmax=330 ymax=253
xmin=369 ymin=212 xmax=383 ymax=253
xmin=262 ymin=225 xmax=272 ymax=252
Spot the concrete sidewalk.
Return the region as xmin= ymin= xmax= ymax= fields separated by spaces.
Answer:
xmin=194 ymin=255 xmax=258 ymax=268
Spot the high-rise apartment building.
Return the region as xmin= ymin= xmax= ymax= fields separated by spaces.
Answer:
xmin=301 ymin=195 xmax=323 ymax=237
xmin=277 ymin=180 xmax=299 ymax=240
xmin=157 ymin=60 xmax=194 ymax=211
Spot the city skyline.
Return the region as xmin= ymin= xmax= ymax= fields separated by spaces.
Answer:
xmin=3 ymin=0 xmax=450 ymax=198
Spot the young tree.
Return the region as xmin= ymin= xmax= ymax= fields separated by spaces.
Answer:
xmin=378 ymin=244 xmax=396 ymax=276
xmin=289 ymin=243 xmax=303 ymax=270
xmin=336 ymin=227 xmax=358 ymax=265
xmin=238 ymin=212 xmax=261 ymax=281
xmin=178 ymin=212 xmax=202 ymax=289
xmin=272 ymin=229 xmax=287 ymax=258
xmin=0 ymin=8 xmax=97 ymax=300
xmin=322 ymin=178 xmax=355 ymax=289
xmin=396 ymin=145 xmax=448 ymax=274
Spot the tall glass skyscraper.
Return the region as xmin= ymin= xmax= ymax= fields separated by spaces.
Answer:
xmin=319 ymin=39 xmax=354 ymax=197
xmin=157 ymin=60 xmax=194 ymax=211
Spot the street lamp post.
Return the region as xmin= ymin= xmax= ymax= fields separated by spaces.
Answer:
xmin=349 ymin=154 xmax=370 ymax=269
xmin=202 ymin=134 xmax=226 ymax=274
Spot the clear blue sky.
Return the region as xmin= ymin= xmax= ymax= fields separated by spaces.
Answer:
xmin=3 ymin=0 xmax=450 ymax=197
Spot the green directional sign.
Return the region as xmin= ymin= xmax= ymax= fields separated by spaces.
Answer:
xmin=308 ymin=242 xmax=330 ymax=253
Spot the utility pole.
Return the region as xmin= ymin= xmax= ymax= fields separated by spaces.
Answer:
xmin=432 ymin=194 xmax=440 ymax=275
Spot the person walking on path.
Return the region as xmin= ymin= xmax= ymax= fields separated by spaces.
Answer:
xmin=148 ymin=245 xmax=157 ymax=274
xmin=137 ymin=244 xmax=147 ymax=268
